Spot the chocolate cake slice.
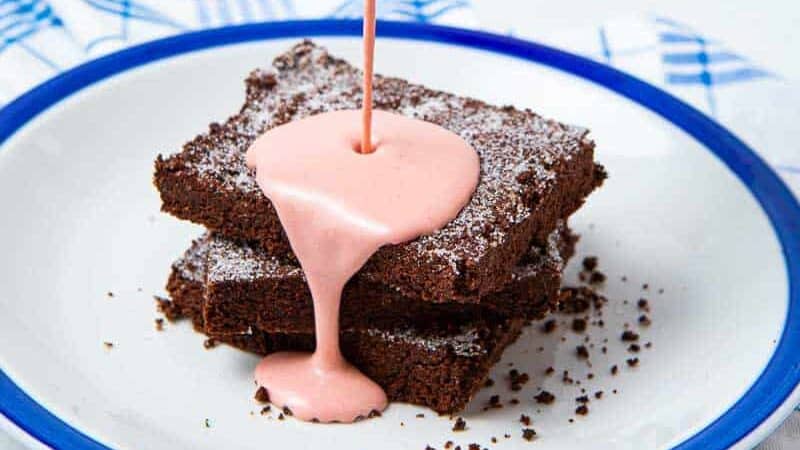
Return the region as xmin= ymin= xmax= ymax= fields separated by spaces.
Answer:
xmin=159 ymin=271 xmax=524 ymax=414
xmin=175 ymin=224 xmax=575 ymax=335
xmin=154 ymin=40 xmax=605 ymax=302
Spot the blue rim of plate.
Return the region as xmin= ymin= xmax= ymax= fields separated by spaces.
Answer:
xmin=0 ymin=19 xmax=799 ymax=450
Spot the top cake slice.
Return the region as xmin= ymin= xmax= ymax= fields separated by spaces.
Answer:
xmin=154 ymin=40 xmax=605 ymax=302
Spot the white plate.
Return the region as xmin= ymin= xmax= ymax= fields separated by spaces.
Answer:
xmin=1 ymin=21 xmax=799 ymax=450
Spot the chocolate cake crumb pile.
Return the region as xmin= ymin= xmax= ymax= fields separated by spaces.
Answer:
xmin=464 ymin=254 xmax=658 ymax=428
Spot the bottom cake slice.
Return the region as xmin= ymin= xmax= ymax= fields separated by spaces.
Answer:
xmin=159 ymin=270 xmax=525 ymax=414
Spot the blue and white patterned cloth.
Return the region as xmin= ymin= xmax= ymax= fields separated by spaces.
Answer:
xmin=1 ymin=1 xmax=798 ymax=448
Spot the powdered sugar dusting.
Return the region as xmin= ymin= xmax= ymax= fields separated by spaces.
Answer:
xmin=206 ymin=235 xmax=302 ymax=283
xmin=365 ymin=324 xmax=485 ymax=357
xmin=172 ymin=236 xmax=209 ymax=283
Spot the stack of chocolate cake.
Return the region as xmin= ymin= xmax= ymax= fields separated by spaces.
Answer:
xmin=153 ymin=41 xmax=605 ymax=414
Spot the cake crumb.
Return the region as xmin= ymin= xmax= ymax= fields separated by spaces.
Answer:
xmin=575 ymin=405 xmax=589 ymax=416
xmin=627 ymin=358 xmax=640 ymax=367
xmin=582 ymin=256 xmax=598 ymax=271
xmin=260 ymin=406 xmax=271 ymax=415
xmin=254 ymin=386 xmax=270 ymax=403
xmin=542 ymin=319 xmax=557 ymax=334
xmin=576 ymin=345 xmax=589 ymax=359
xmin=571 ymin=318 xmax=587 ymax=333
xmin=416 ymin=413 xmax=425 ymax=418
xmin=444 ymin=441 xmax=454 ymax=449
xmin=611 ymin=365 xmax=619 ymax=375
xmin=106 ymin=292 xmax=114 ymax=298
xmin=534 ymin=390 xmax=555 ymax=405
xmin=520 ymin=414 xmax=531 ymax=426
xmin=621 ymin=331 xmax=639 ymax=342
xmin=594 ymin=391 xmax=604 ymax=399
xmin=204 ymin=418 xmax=211 ymax=428
xmin=203 ymin=338 xmax=218 ymax=349
xmin=522 ymin=428 xmax=537 ymax=441
xmin=509 ymin=369 xmax=529 ymax=391
xmin=154 ymin=318 xmax=165 ymax=331
xmin=452 ymin=417 xmax=467 ymax=432
xmin=589 ymin=271 xmax=606 ymax=285
xmin=484 ymin=377 xmax=495 ymax=387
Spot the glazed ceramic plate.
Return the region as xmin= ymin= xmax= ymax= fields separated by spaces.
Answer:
xmin=1 ymin=21 xmax=799 ymax=450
